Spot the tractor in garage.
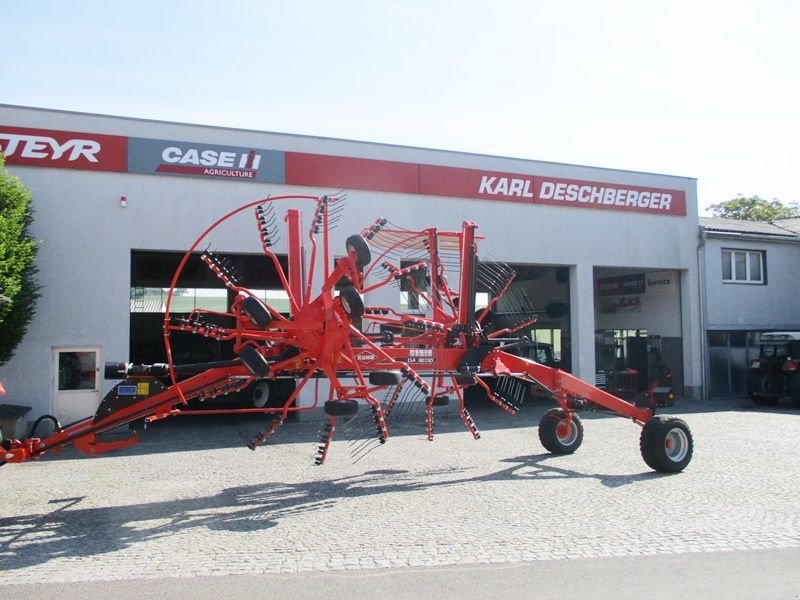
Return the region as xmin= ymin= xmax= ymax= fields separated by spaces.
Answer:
xmin=747 ymin=331 xmax=800 ymax=406
xmin=1 ymin=193 xmax=694 ymax=473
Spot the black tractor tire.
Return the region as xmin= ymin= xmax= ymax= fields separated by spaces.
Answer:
xmin=239 ymin=345 xmax=269 ymax=377
xmin=242 ymin=295 xmax=272 ymax=328
xmin=369 ymin=371 xmax=403 ymax=386
xmin=339 ymin=285 xmax=364 ymax=319
xmin=790 ymin=372 xmax=800 ymax=407
xmin=324 ymin=399 xmax=359 ymax=417
xmin=640 ymin=416 xmax=693 ymax=473
xmin=538 ymin=408 xmax=583 ymax=455
xmin=747 ymin=371 xmax=780 ymax=406
xmin=345 ymin=234 xmax=371 ymax=268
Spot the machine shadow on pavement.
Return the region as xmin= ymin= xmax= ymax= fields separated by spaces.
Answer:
xmin=0 ymin=452 xmax=663 ymax=574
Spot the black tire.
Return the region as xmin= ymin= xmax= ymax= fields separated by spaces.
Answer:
xmin=454 ymin=374 xmax=476 ymax=386
xmin=251 ymin=381 xmax=271 ymax=408
xmin=747 ymin=371 xmax=780 ymax=406
xmin=324 ymin=399 xmax=359 ymax=416
xmin=339 ymin=285 xmax=364 ymax=319
xmin=640 ymin=416 xmax=693 ymax=473
xmin=242 ymin=295 xmax=272 ymax=328
xmin=369 ymin=371 xmax=403 ymax=386
xmin=790 ymin=372 xmax=800 ymax=407
xmin=239 ymin=345 xmax=269 ymax=377
xmin=432 ymin=394 xmax=450 ymax=407
xmin=345 ymin=234 xmax=371 ymax=268
xmin=538 ymin=408 xmax=583 ymax=454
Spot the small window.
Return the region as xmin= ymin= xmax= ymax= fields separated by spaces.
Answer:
xmin=722 ymin=249 xmax=765 ymax=284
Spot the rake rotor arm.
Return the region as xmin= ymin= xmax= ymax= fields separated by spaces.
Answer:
xmin=483 ymin=349 xmax=654 ymax=424
xmin=2 ymin=364 xmax=253 ymax=464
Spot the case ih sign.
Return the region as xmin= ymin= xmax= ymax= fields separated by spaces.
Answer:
xmin=0 ymin=124 xmax=686 ymax=216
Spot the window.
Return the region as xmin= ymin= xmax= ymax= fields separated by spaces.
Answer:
xmin=722 ymin=249 xmax=765 ymax=284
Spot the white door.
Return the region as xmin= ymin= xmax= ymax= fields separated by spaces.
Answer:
xmin=54 ymin=348 xmax=100 ymax=425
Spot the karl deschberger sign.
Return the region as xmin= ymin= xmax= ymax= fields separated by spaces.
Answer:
xmin=0 ymin=125 xmax=688 ymax=217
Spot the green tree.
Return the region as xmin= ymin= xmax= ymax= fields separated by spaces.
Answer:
xmin=0 ymin=154 xmax=40 ymax=365
xmin=709 ymin=195 xmax=800 ymax=221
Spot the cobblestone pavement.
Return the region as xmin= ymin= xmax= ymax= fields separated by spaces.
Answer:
xmin=1 ymin=398 xmax=798 ymax=585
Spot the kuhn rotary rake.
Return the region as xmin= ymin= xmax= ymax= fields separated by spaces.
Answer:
xmin=2 ymin=194 xmax=693 ymax=472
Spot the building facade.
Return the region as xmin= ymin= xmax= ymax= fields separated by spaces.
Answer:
xmin=0 ymin=105 xmax=702 ymax=423
xmin=699 ymin=216 xmax=800 ymax=398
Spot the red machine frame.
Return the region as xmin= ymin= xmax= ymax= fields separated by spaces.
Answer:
xmin=1 ymin=194 xmax=693 ymax=473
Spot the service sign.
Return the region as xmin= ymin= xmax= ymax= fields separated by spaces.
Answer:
xmin=0 ymin=125 xmax=127 ymax=172
xmin=127 ymin=137 xmax=285 ymax=183
xmin=597 ymin=273 xmax=647 ymax=296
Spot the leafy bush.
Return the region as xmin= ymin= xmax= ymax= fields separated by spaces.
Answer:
xmin=0 ymin=154 xmax=40 ymax=365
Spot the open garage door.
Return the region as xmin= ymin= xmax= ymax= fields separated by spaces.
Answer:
xmin=129 ymin=250 xmax=296 ymax=410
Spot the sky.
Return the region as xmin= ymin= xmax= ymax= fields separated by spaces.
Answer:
xmin=2 ymin=0 xmax=798 ymax=215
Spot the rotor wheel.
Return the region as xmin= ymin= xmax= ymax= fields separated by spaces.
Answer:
xmin=242 ymin=295 xmax=272 ymax=328
xmin=432 ymin=394 xmax=450 ymax=407
xmin=345 ymin=234 xmax=371 ymax=268
xmin=538 ymin=408 xmax=583 ymax=454
xmin=324 ymin=399 xmax=359 ymax=416
xmin=339 ymin=285 xmax=364 ymax=319
xmin=239 ymin=345 xmax=269 ymax=377
xmin=639 ymin=416 xmax=693 ymax=473
xmin=369 ymin=371 xmax=403 ymax=386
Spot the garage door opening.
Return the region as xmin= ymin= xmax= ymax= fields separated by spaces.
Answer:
xmin=129 ymin=250 xmax=296 ymax=411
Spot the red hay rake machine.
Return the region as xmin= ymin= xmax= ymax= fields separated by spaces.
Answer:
xmin=1 ymin=194 xmax=693 ymax=472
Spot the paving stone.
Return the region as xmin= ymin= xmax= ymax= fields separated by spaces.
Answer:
xmin=0 ymin=399 xmax=798 ymax=584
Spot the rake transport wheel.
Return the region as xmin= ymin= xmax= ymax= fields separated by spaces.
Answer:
xmin=339 ymin=285 xmax=365 ymax=319
xmin=538 ymin=408 xmax=583 ymax=454
xmin=639 ymin=416 xmax=693 ymax=473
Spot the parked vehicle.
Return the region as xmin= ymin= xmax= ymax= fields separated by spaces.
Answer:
xmin=746 ymin=331 xmax=800 ymax=406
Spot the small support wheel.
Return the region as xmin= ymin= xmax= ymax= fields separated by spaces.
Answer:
xmin=324 ymin=399 xmax=359 ymax=416
xmin=242 ymin=295 xmax=272 ymax=328
xmin=538 ymin=408 xmax=583 ymax=454
xmin=369 ymin=371 xmax=403 ymax=386
xmin=339 ymin=285 xmax=364 ymax=319
xmin=640 ymin=416 xmax=693 ymax=473
xmin=345 ymin=234 xmax=371 ymax=268
xmin=432 ymin=394 xmax=450 ymax=407
xmin=239 ymin=345 xmax=269 ymax=377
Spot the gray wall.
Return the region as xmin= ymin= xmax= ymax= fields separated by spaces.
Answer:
xmin=702 ymin=235 xmax=800 ymax=330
